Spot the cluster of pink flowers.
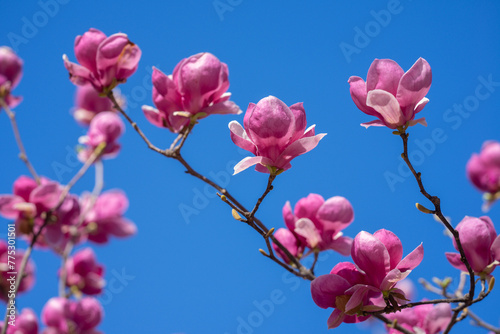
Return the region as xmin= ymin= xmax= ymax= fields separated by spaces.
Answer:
xmin=41 ymin=297 xmax=103 ymax=333
xmin=0 ymin=240 xmax=35 ymax=300
xmin=272 ymin=193 xmax=354 ymax=262
xmin=311 ymin=229 xmax=424 ymax=328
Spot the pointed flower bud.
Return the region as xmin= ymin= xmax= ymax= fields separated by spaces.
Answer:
xmin=0 ymin=46 xmax=23 ymax=109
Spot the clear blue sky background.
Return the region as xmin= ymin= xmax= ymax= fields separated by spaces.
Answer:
xmin=1 ymin=1 xmax=500 ymax=333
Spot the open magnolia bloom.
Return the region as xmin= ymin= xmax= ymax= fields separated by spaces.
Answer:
xmin=142 ymin=52 xmax=241 ymax=133
xmin=63 ymin=28 xmax=141 ymax=94
xmin=229 ymin=96 xmax=326 ymax=174
xmin=311 ymin=229 xmax=423 ymax=329
xmin=349 ymin=58 xmax=432 ymax=129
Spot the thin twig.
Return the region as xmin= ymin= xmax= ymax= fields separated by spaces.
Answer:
xmin=399 ymin=130 xmax=475 ymax=302
xmin=0 ymin=98 xmax=40 ymax=183
xmin=108 ymin=93 xmax=315 ymax=280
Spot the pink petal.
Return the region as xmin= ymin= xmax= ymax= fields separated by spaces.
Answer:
xmin=233 ymin=156 xmax=273 ymax=175
xmin=275 ymin=132 xmax=327 ymax=168
xmin=294 ymin=218 xmax=321 ymax=248
xmin=317 ymin=196 xmax=354 ymax=230
xmin=424 ymin=304 xmax=452 ymax=334
xmin=352 ymin=231 xmax=390 ymax=287
xmin=289 ymin=102 xmax=307 ymax=142
xmin=63 ymin=55 xmax=97 ymax=88
xmin=408 ymin=117 xmax=427 ymax=127
xmin=310 ymin=274 xmax=351 ymax=309
xmin=445 ymin=252 xmax=467 ymax=272
xmin=360 ymin=119 xmax=386 ymax=128
xmin=345 ymin=284 xmax=380 ymax=313
xmin=142 ymin=105 xmax=167 ymax=128
xmin=396 ymin=243 xmax=424 ymax=272
xmin=0 ymin=195 xmax=23 ymax=219
xmin=228 ymin=121 xmax=257 ymax=155
xmin=74 ymin=28 xmax=107 ymax=74
xmin=348 ymin=76 xmax=378 ymax=117
xmin=202 ymin=100 xmax=241 ymax=116
xmin=327 ymin=309 xmax=345 ymax=329
xmin=366 ymin=59 xmax=404 ymax=96
xmin=366 ymin=89 xmax=403 ymax=128
xmin=329 ymin=236 xmax=353 ymax=256
xmin=373 ymin=229 xmax=403 ymax=269
xmin=491 ymin=235 xmax=500 ymax=261
xmin=282 ymin=201 xmax=296 ymax=232
xmin=30 ymin=182 xmax=62 ymax=211
xmin=294 ymin=193 xmax=324 ymax=220
xmin=380 ymin=268 xmax=411 ymax=291
xmin=331 ymin=262 xmax=366 ymax=285
xmin=396 ymin=58 xmax=432 ymax=111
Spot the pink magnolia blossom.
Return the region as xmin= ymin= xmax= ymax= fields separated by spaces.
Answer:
xmin=311 ymin=229 xmax=424 ymax=329
xmin=63 ymin=28 xmax=141 ymax=94
xmin=229 ymin=96 xmax=326 ymax=174
xmin=81 ymin=190 xmax=136 ymax=244
xmin=0 ymin=240 xmax=35 ymax=300
xmin=78 ymin=111 xmax=125 ymax=162
xmin=73 ymin=84 xmax=115 ymax=125
xmin=0 ymin=176 xmax=81 ymax=253
xmin=445 ymin=216 xmax=500 ymax=278
xmin=385 ymin=303 xmax=452 ymax=334
xmin=466 ymin=141 xmax=500 ymax=209
xmin=42 ymin=297 xmax=103 ymax=334
xmin=63 ymin=248 xmax=105 ymax=295
xmin=272 ymin=228 xmax=304 ymax=264
xmin=0 ymin=46 xmax=23 ymax=109
xmin=349 ymin=58 xmax=432 ymax=129
xmin=282 ymin=194 xmax=354 ymax=255
xmin=142 ymin=52 xmax=241 ymax=133
xmin=0 ymin=308 xmax=39 ymax=334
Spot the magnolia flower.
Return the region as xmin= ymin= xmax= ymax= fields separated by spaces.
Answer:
xmin=42 ymin=297 xmax=103 ymax=334
xmin=385 ymin=303 xmax=452 ymax=334
xmin=229 ymin=96 xmax=326 ymax=174
xmin=0 ymin=46 xmax=23 ymax=109
xmin=73 ymin=84 xmax=115 ymax=125
xmin=445 ymin=216 xmax=500 ymax=278
xmin=282 ymin=193 xmax=354 ymax=255
xmin=63 ymin=28 xmax=141 ymax=94
xmin=142 ymin=52 xmax=241 ymax=133
xmin=349 ymin=58 xmax=432 ymax=129
xmin=466 ymin=141 xmax=500 ymax=210
xmin=63 ymin=248 xmax=105 ymax=295
xmin=0 ymin=176 xmax=81 ymax=253
xmin=311 ymin=229 xmax=424 ymax=329
xmin=78 ymin=111 xmax=125 ymax=162
xmin=81 ymin=190 xmax=136 ymax=244
xmin=0 ymin=308 xmax=39 ymax=334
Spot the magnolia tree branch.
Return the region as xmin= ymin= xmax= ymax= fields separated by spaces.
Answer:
xmin=0 ymin=98 xmax=40 ymax=184
xmin=107 ymin=92 xmax=315 ymax=281
xmin=398 ymin=130 xmax=475 ymax=301
xmin=0 ymin=144 xmax=105 ymax=334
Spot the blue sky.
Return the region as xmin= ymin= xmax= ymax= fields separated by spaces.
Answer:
xmin=1 ymin=1 xmax=500 ymax=333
